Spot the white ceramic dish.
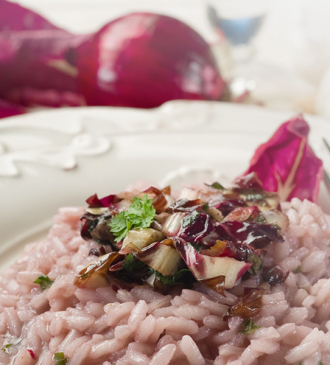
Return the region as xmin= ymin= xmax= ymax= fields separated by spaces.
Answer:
xmin=1 ymin=101 xmax=330 ymax=269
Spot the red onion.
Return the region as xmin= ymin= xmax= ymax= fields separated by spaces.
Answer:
xmin=0 ymin=3 xmax=226 ymax=111
xmin=0 ymin=1 xmax=87 ymax=108
xmin=0 ymin=98 xmax=25 ymax=118
xmin=75 ymin=13 xmax=226 ymax=108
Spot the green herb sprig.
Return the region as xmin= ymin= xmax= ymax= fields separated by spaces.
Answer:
xmin=109 ymin=195 xmax=156 ymax=242
xmin=240 ymin=318 xmax=261 ymax=334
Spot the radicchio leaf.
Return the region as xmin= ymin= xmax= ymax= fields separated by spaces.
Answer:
xmin=214 ymin=199 xmax=246 ymax=217
xmin=215 ymin=221 xmax=284 ymax=249
xmin=167 ymin=198 xmax=204 ymax=213
xmin=143 ymin=186 xmax=168 ymax=213
xmin=262 ymin=266 xmax=289 ymax=286
xmin=241 ymin=116 xmax=323 ymax=202
xmin=223 ymin=206 xmax=260 ymax=222
xmin=86 ymin=193 xmax=117 ymax=208
xmin=232 ymin=173 xmax=264 ymax=192
xmin=223 ymin=289 xmax=263 ymax=320
xmin=179 ymin=213 xmax=214 ymax=243
xmin=200 ymin=275 xmax=225 ymax=295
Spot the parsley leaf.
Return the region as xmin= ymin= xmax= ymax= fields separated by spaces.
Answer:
xmin=33 ymin=275 xmax=54 ymax=291
xmin=205 ymin=182 xmax=224 ymax=190
xmin=126 ymin=195 xmax=155 ymax=228
xmin=54 ymin=352 xmax=68 ymax=365
xmin=109 ymin=195 xmax=155 ymax=242
xmin=182 ymin=210 xmax=200 ymax=228
xmin=240 ymin=318 xmax=261 ymax=334
xmin=109 ymin=211 xmax=132 ymax=242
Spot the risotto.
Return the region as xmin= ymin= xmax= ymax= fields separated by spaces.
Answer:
xmin=0 ymin=174 xmax=330 ymax=365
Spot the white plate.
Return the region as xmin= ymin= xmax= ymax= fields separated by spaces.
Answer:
xmin=1 ymin=101 xmax=330 ymax=269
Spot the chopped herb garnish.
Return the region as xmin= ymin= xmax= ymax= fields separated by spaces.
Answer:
xmin=109 ymin=195 xmax=155 ymax=242
xmin=240 ymin=318 xmax=261 ymax=334
xmin=254 ymin=214 xmax=267 ymax=224
xmin=293 ymin=265 xmax=301 ymax=274
xmin=205 ymin=182 xmax=224 ymax=190
xmin=188 ymin=241 xmax=201 ymax=252
xmin=122 ymin=254 xmax=147 ymax=272
xmin=318 ymin=362 xmax=324 ymax=365
xmin=291 ymin=206 xmax=298 ymax=212
xmin=246 ymin=193 xmax=264 ymax=201
xmin=299 ymin=362 xmax=303 ymax=365
xmin=202 ymin=202 xmax=209 ymax=210
xmin=109 ymin=211 xmax=132 ymax=242
xmin=33 ymin=275 xmax=54 ymax=291
xmin=126 ymin=195 xmax=156 ymax=228
xmin=152 ymin=268 xmax=195 ymax=286
xmin=54 ymin=352 xmax=68 ymax=365
xmin=247 ymin=252 xmax=263 ymax=276
xmin=87 ymin=219 xmax=98 ymax=234
xmin=182 ymin=210 xmax=200 ymax=228
xmin=1 ymin=344 xmax=12 ymax=353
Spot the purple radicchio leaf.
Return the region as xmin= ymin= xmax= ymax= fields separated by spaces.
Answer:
xmin=214 ymin=199 xmax=246 ymax=217
xmin=241 ymin=115 xmax=323 ymax=202
xmin=262 ymin=266 xmax=289 ymax=286
xmin=215 ymin=221 xmax=284 ymax=249
xmin=232 ymin=172 xmax=264 ymax=192
xmin=179 ymin=212 xmax=214 ymax=243
xmin=86 ymin=193 xmax=118 ymax=208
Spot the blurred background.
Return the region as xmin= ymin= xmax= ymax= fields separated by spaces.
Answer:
xmin=2 ymin=0 xmax=330 ymax=117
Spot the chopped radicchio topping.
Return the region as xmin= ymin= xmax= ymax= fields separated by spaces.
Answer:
xmin=167 ymin=198 xmax=204 ymax=213
xmin=179 ymin=212 xmax=214 ymax=243
xmin=73 ymin=117 xmax=322 ymax=320
xmin=86 ymin=193 xmax=118 ymax=208
xmin=76 ymin=182 xmax=287 ymax=305
xmin=223 ymin=289 xmax=264 ymax=321
xmin=262 ymin=266 xmax=289 ymax=286
xmin=27 ymin=349 xmax=35 ymax=360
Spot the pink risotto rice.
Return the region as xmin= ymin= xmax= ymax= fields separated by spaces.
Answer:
xmin=1 ymin=197 xmax=330 ymax=365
